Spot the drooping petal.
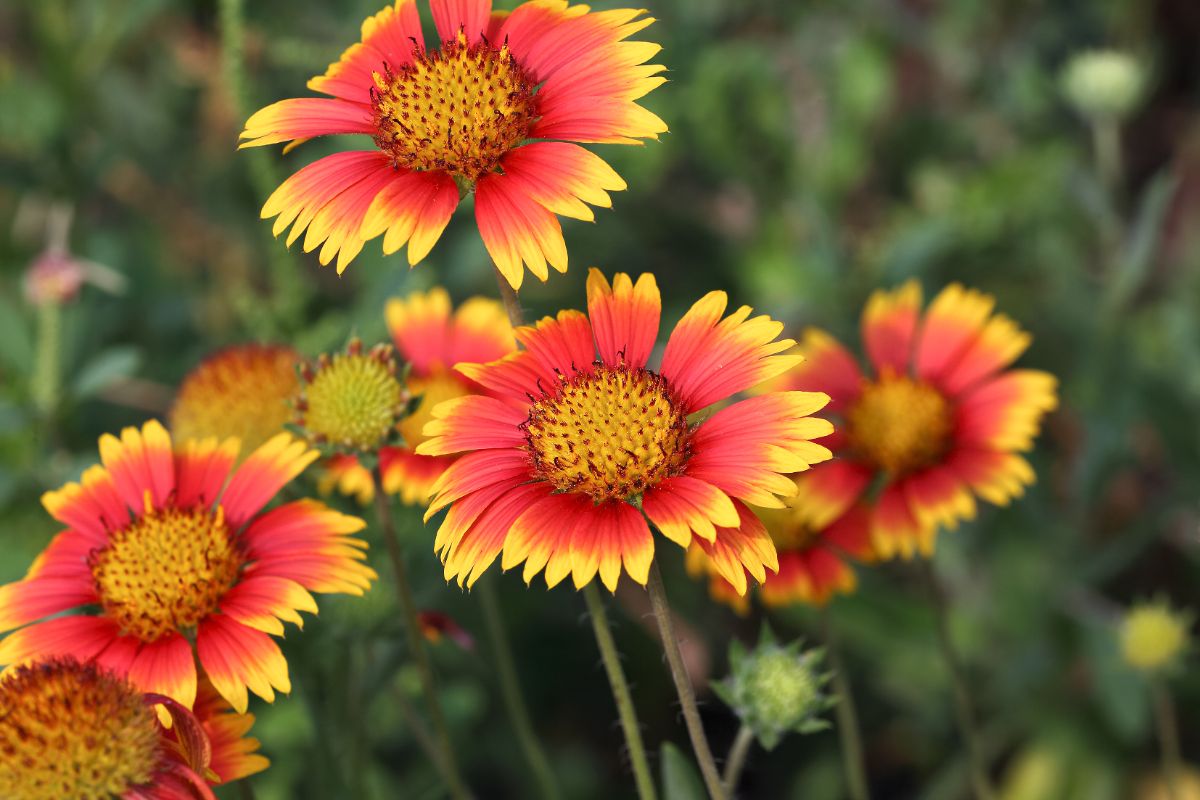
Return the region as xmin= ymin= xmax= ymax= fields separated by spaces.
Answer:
xmin=220 ymin=575 xmax=318 ymax=636
xmin=221 ymin=433 xmax=319 ymax=529
xmin=660 ymin=291 xmax=801 ymax=412
xmin=126 ymin=632 xmax=198 ymax=709
xmin=870 ymin=481 xmax=934 ymax=560
xmin=197 ymin=615 xmax=291 ymax=714
xmin=307 ymin=0 xmax=425 ymax=103
xmin=585 ymin=268 xmax=660 ymax=369
xmin=0 ymin=615 xmax=119 ymax=666
xmin=430 ymin=0 xmax=493 ymax=44
xmin=641 ymin=475 xmax=739 ymax=548
xmin=238 ymin=98 xmax=375 ymax=149
xmin=861 ymin=280 xmax=921 ymax=376
xmin=502 ymin=491 xmax=588 ymax=588
xmin=361 ymin=168 xmax=459 ymax=266
xmin=497 ymin=142 xmax=628 ymax=223
xmin=425 ymin=448 xmax=534 ymax=520
xmin=690 ymin=501 xmax=778 ymax=596
xmin=442 ymin=482 xmax=549 ymax=588
xmin=193 ymin=679 xmax=270 ymax=783
xmin=760 ymin=548 xmax=856 ymax=608
xmin=566 ymin=500 xmax=654 ymax=591
xmin=475 ymin=170 xmax=568 ymax=290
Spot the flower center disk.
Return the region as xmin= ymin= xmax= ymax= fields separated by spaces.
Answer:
xmin=0 ymin=660 xmax=161 ymax=800
xmin=89 ymin=506 xmax=242 ymax=642
xmin=525 ymin=366 xmax=690 ymax=503
xmin=371 ymin=34 xmax=537 ymax=182
xmin=846 ymin=376 xmax=952 ymax=476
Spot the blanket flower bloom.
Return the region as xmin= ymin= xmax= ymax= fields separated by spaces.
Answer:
xmin=319 ymin=288 xmax=515 ymax=505
xmin=0 ymin=421 xmax=376 ymax=713
xmin=689 ymin=496 xmax=875 ymax=612
xmin=0 ymin=657 xmax=221 ymax=800
xmin=419 ymin=269 xmax=834 ymax=593
xmin=239 ymin=0 xmax=666 ymax=288
xmin=783 ymin=281 xmax=1058 ymax=559
xmin=170 ymin=344 xmax=301 ymax=456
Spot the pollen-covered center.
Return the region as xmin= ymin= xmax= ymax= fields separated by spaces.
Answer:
xmin=301 ymin=350 xmax=404 ymax=450
xmin=89 ymin=506 xmax=241 ymax=642
xmin=0 ymin=659 xmax=161 ymax=800
xmin=524 ymin=366 xmax=691 ymax=503
xmin=371 ymin=33 xmax=537 ymax=182
xmin=846 ymin=376 xmax=952 ymax=476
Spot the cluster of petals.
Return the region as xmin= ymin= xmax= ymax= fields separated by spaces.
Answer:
xmin=320 ymin=287 xmax=516 ymax=504
xmin=0 ymin=421 xmax=376 ymax=714
xmin=784 ymin=281 xmax=1059 ymax=558
xmin=418 ymin=269 xmax=835 ymax=593
xmin=239 ymin=0 xmax=666 ymax=288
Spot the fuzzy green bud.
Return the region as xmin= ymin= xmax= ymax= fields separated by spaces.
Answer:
xmin=714 ymin=628 xmax=833 ymax=749
xmin=1061 ymin=50 xmax=1145 ymax=121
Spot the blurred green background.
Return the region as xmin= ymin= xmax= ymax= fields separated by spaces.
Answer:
xmin=2 ymin=0 xmax=1199 ymax=798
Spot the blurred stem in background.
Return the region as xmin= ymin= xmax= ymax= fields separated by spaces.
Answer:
xmin=478 ymin=575 xmax=563 ymax=800
xmin=721 ymin=724 xmax=754 ymax=795
xmin=820 ymin=608 xmax=870 ymax=800
xmin=919 ymin=559 xmax=995 ymax=800
xmin=646 ymin=563 xmax=727 ymax=800
xmin=218 ymin=0 xmax=309 ymax=338
xmin=30 ymin=303 xmax=62 ymax=419
xmin=373 ymin=469 xmax=472 ymax=800
xmin=583 ymin=583 xmax=659 ymax=800
xmin=1151 ymin=678 xmax=1182 ymax=800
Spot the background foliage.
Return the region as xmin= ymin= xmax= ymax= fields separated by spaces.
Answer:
xmin=2 ymin=0 xmax=1198 ymax=797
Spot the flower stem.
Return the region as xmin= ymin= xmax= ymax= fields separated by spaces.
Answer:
xmin=582 ymin=582 xmax=658 ymax=800
xmin=919 ymin=560 xmax=995 ymax=800
xmin=1151 ymin=678 xmax=1182 ymax=800
xmin=721 ymin=724 xmax=754 ymax=796
xmin=372 ymin=470 xmax=472 ymax=800
xmin=646 ymin=562 xmax=727 ymax=800
xmin=820 ymin=607 xmax=871 ymax=800
xmin=31 ymin=303 xmax=62 ymax=418
xmin=493 ymin=264 xmax=526 ymax=329
xmin=479 ymin=576 xmax=562 ymax=800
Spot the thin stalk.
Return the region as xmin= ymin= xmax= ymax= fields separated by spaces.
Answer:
xmin=493 ymin=264 xmax=525 ymax=329
xmin=919 ymin=560 xmax=995 ymax=800
xmin=1151 ymin=678 xmax=1182 ymax=800
xmin=393 ymin=679 xmax=447 ymax=777
xmin=373 ymin=470 xmax=472 ymax=800
xmin=236 ymin=779 xmax=256 ymax=800
xmin=479 ymin=576 xmax=562 ymax=800
xmin=721 ymin=725 xmax=754 ymax=796
xmin=646 ymin=563 xmax=726 ymax=800
xmin=582 ymin=583 xmax=658 ymax=800
xmin=820 ymin=608 xmax=870 ymax=800
xmin=1091 ymin=119 xmax=1122 ymax=198
xmin=31 ymin=303 xmax=62 ymax=417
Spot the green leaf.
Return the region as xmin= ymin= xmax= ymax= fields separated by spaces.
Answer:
xmin=72 ymin=346 xmax=141 ymax=398
xmin=661 ymin=742 xmax=706 ymax=800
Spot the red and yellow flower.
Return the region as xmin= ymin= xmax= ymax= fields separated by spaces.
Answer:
xmin=319 ymin=287 xmax=515 ymax=505
xmin=0 ymin=420 xmax=376 ymax=713
xmin=689 ymin=500 xmax=875 ymax=612
xmin=418 ymin=269 xmax=834 ymax=593
xmin=0 ymin=657 xmax=244 ymax=800
xmin=783 ymin=281 xmax=1058 ymax=559
xmin=170 ymin=344 xmax=301 ymax=456
xmin=182 ymin=677 xmax=270 ymax=784
xmin=239 ymin=0 xmax=666 ymax=288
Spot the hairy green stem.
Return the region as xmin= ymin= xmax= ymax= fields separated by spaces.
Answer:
xmin=646 ymin=563 xmax=726 ymax=800
xmin=721 ymin=724 xmax=754 ymax=796
xmin=920 ymin=560 xmax=994 ymax=800
xmin=582 ymin=583 xmax=658 ymax=800
xmin=373 ymin=470 xmax=472 ymax=800
xmin=821 ymin=608 xmax=870 ymax=800
xmin=479 ymin=577 xmax=562 ymax=799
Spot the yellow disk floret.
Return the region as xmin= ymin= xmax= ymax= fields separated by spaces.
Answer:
xmin=0 ymin=659 xmax=161 ymax=800
xmin=89 ymin=505 xmax=241 ymax=642
xmin=297 ymin=339 xmax=405 ymax=451
xmin=1120 ymin=600 xmax=1192 ymax=673
xmin=524 ymin=366 xmax=690 ymax=503
xmin=371 ymin=33 xmax=536 ymax=181
xmin=170 ymin=344 xmax=300 ymax=455
xmin=846 ymin=376 xmax=952 ymax=476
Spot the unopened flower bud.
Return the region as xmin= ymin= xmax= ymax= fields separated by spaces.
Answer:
xmin=1061 ymin=50 xmax=1145 ymax=122
xmin=1120 ymin=599 xmax=1192 ymax=674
